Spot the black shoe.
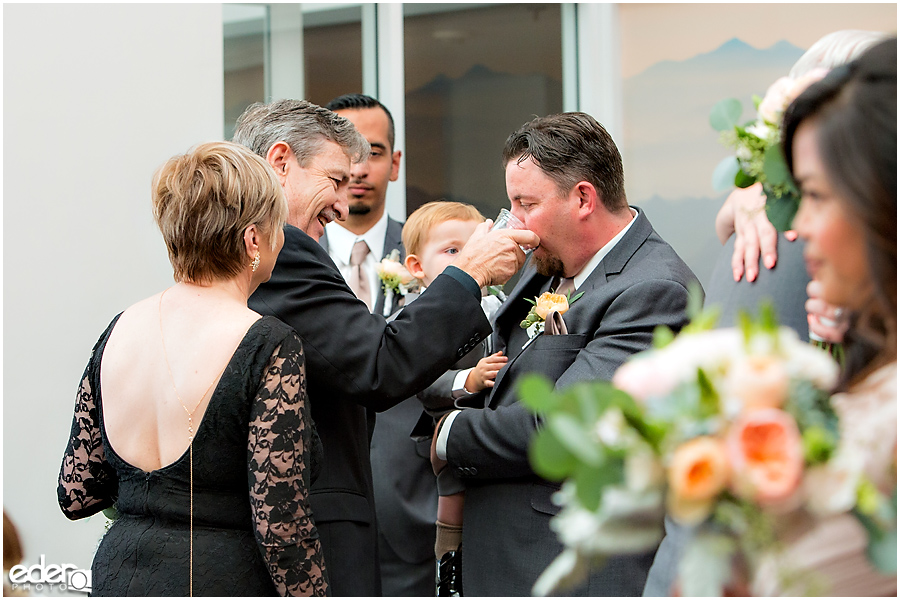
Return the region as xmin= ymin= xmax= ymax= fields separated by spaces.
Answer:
xmin=437 ymin=547 xmax=463 ymax=597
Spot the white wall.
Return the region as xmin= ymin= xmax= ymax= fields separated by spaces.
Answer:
xmin=3 ymin=3 xmax=223 ymax=586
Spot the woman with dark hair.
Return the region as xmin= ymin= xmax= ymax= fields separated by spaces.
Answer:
xmin=747 ymin=37 xmax=896 ymax=596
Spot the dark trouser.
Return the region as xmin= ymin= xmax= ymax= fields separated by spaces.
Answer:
xmin=378 ymin=529 xmax=437 ymax=597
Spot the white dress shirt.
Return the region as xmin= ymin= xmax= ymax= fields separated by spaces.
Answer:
xmin=325 ymin=211 xmax=389 ymax=311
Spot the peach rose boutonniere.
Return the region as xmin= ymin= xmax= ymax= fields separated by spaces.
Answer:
xmin=520 ymin=290 xmax=584 ymax=340
xmin=376 ymin=249 xmax=417 ymax=316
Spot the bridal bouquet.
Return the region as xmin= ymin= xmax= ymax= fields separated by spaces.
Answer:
xmin=710 ymin=69 xmax=829 ymax=230
xmin=521 ymin=304 xmax=896 ymax=596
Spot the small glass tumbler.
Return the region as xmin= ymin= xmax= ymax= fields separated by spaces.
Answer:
xmin=490 ymin=208 xmax=525 ymax=231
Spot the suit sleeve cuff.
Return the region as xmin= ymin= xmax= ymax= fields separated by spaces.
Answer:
xmin=441 ymin=265 xmax=482 ymax=301
xmin=436 ymin=410 xmax=462 ymax=460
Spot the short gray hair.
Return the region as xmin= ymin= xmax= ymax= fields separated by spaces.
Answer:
xmin=232 ymin=99 xmax=370 ymax=166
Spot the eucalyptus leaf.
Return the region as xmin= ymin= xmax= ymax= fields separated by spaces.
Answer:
xmin=678 ymin=532 xmax=737 ymax=596
xmin=709 ymin=98 xmax=742 ymax=131
xmin=549 ymin=414 xmax=603 ymax=466
xmin=529 ymin=428 xmax=577 ymax=480
xmin=519 ymin=374 xmax=558 ymax=413
xmin=712 ymin=156 xmax=740 ymax=192
xmin=866 ymin=527 xmax=897 ymax=573
xmin=573 ymin=457 xmax=622 ymax=511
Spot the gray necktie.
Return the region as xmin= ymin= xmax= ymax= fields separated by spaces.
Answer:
xmin=553 ymin=276 xmax=576 ymax=297
xmin=349 ymin=240 xmax=372 ymax=311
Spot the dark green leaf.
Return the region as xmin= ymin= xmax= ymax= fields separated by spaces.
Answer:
xmin=709 ymin=98 xmax=742 ymax=131
xmin=568 ymin=291 xmax=584 ymax=304
xmin=518 ymin=374 xmax=557 ymax=413
xmin=765 ymin=192 xmax=800 ymax=232
xmin=734 ymin=168 xmax=757 ymax=188
xmin=529 ymin=428 xmax=577 ymax=480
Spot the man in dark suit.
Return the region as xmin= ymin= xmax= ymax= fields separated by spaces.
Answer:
xmin=320 ymin=94 xmax=437 ymax=596
xmin=320 ymin=94 xmax=405 ymax=317
xmin=232 ymin=99 xmax=537 ymax=596
xmin=432 ymin=113 xmax=700 ymax=596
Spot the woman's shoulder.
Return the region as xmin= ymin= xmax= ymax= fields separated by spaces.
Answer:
xmin=251 ymin=315 xmax=303 ymax=348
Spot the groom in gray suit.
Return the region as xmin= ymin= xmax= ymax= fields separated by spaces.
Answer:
xmin=432 ymin=112 xmax=701 ymax=596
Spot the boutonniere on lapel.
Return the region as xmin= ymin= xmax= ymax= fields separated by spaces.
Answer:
xmin=376 ymin=249 xmax=418 ymax=316
xmin=520 ymin=290 xmax=584 ymax=341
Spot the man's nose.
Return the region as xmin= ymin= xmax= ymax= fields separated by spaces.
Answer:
xmin=334 ymin=190 xmax=349 ymax=221
xmin=350 ymin=158 xmax=370 ymax=180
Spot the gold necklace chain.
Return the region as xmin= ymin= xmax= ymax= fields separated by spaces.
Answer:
xmin=158 ymin=287 xmax=229 ymax=597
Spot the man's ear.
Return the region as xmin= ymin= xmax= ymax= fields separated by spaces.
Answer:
xmin=573 ymin=181 xmax=599 ymax=218
xmin=265 ymin=142 xmax=294 ymax=183
xmin=389 ymin=149 xmax=402 ymax=182
xmin=404 ymin=253 xmax=426 ymax=280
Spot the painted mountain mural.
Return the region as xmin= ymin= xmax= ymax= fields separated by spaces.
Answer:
xmin=624 ymin=38 xmax=805 ymax=284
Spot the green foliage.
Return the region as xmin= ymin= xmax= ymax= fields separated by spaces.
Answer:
xmin=710 ymin=98 xmax=743 ymax=131
xmin=696 ymin=368 xmax=720 ymax=419
xmin=785 ymin=379 xmax=839 ymax=462
xmin=574 ymin=456 xmax=624 ymax=511
xmin=853 ymin=488 xmax=898 ymax=574
xmin=652 ymin=325 xmax=675 ymax=349
xmin=530 ymin=428 xmax=578 ymax=480
xmin=521 ymin=377 xmax=658 ymax=508
xmin=712 ymin=156 xmax=741 ymax=192
xmin=679 ymin=532 xmax=738 ymax=596
xmin=801 ymin=426 xmax=837 ymax=464
xmin=519 ymin=374 xmax=558 ymax=412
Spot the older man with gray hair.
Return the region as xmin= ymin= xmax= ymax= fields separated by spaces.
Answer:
xmin=233 ymin=99 xmax=537 ymax=596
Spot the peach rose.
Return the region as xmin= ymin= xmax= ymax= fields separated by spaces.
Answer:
xmin=377 ymin=258 xmax=415 ymax=285
xmin=669 ymin=437 xmax=731 ymax=502
xmin=534 ymin=292 xmax=569 ymax=320
xmin=726 ymin=355 xmax=790 ymax=411
xmin=727 ymin=408 xmax=803 ymax=505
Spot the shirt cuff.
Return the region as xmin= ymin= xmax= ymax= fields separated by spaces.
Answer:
xmin=436 ymin=410 xmax=462 ymax=460
xmin=451 ymin=369 xmax=474 ymax=398
xmin=442 ymin=265 xmax=482 ymax=301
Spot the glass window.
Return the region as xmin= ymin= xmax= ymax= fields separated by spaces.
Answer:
xmin=618 ymin=3 xmax=897 ymax=284
xmin=223 ymin=3 xmax=268 ymax=140
xmin=303 ymin=4 xmax=363 ymax=106
xmin=403 ymin=3 xmax=563 ymax=219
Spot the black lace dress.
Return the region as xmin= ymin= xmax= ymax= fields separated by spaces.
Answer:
xmin=58 ymin=314 xmax=327 ymax=596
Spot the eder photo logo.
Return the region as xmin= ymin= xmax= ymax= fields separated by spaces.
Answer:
xmin=7 ymin=555 xmax=91 ymax=594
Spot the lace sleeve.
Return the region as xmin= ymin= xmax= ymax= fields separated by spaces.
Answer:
xmin=58 ymin=363 xmax=118 ymax=520
xmin=248 ymin=333 xmax=328 ymax=597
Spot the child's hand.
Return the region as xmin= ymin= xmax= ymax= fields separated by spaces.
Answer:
xmin=465 ymin=352 xmax=508 ymax=392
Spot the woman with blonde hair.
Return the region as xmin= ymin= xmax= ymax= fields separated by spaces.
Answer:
xmin=58 ymin=141 xmax=326 ymax=596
